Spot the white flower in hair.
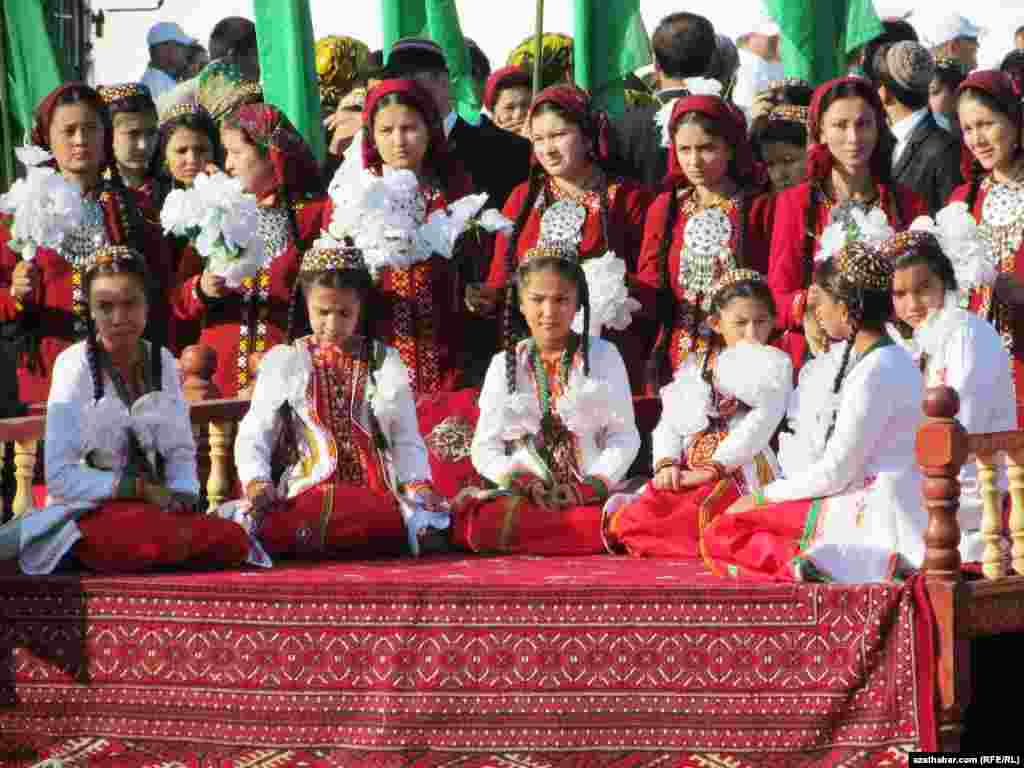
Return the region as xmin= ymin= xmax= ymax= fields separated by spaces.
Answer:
xmin=159 ymin=171 xmax=264 ymax=288
xmin=910 ymin=202 xmax=998 ymax=292
xmin=0 ymin=147 xmax=84 ymax=262
xmin=500 ymin=392 xmax=543 ymax=441
xmin=555 ymin=373 xmax=624 ymax=437
xmin=815 ymin=206 xmax=894 ymax=263
xmin=572 ymin=251 xmax=642 ymax=335
xmin=715 ymin=342 xmax=792 ymax=409
xmin=659 ymin=363 xmax=713 ymax=438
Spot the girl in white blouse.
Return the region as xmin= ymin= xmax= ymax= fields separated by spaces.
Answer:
xmin=703 ymin=241 xmax=926 ymax=582
xmin=452 ymin=237 xmax=640 ymax=554
xmin=606 ymin=270 xmax=792 ymax=558
xmin=228 ymin=239 xmax=450 ymax=560
xmin=886 ymin=229 xmax=1016 ymax=562
xmin=0 ymin=245 xmax=249 ymax=574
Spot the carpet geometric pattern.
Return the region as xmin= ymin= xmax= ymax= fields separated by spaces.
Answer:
xmin=0 ymin=555 xmax=926 ymax=759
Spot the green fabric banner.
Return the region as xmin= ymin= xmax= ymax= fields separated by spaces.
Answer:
xmin=380 ymin=0 xmax=480 ymax=124
xmin=764 ymin=0 xmax=882 ymax=85
xmin=253 ymin=0 xmax=325 ymax=163
xmin=573 ymin=0 xmax=651 ymax=117
xmin=2 ymin=0 xmax=62 ymax=146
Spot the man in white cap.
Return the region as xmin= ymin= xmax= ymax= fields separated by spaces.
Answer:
xmin=914 ymin=12 xmax=981 ymax=72
xmin=139 ymin=22 xmax=196 ymax=101
xmin=732 ymin=17 xmax=785 ymax=112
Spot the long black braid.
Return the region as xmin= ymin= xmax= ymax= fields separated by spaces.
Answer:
xmin=647 ymin=189 xmax=681 ymax=389
xmin=824 ymin=317 xmax=859 ymax=445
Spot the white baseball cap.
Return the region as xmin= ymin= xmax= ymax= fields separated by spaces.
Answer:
xmin=147 ymin=21 xmax=196 ymax=48
xmin=914 ymin=12 xmax=983 ymax=48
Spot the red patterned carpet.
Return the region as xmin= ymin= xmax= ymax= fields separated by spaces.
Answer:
xmin=0 ymin=555 xmax=929 ymax=764
xmin=0 ymin=735 xmax=918 ymax=767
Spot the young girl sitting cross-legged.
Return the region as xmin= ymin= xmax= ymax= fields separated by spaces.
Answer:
xmin=702 ymin=240 xmax=926 ymax=582
xmin=226 ymin=237 xmax=451 ymax=561
xmin=0 ymin=245 xmax=250 ymax=574
xmin=452 ymin=204 xmax=641 ymax=555
xmin=605 ymin=269 xmax=793 ymax=559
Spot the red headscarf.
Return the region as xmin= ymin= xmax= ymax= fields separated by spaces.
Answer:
xmin=805 ymin=76 xmax=894 ymax=184
xmin=30 ymin=82 xmax=112 ymax=171
xmin=956 ymin=70 xmax=1023 ymax=183
xmin=528 ymin=84 xmax=612 ymax=168
xmin=483 ymin=66 xmax=531 ymax=112
xmin=227 ymin=103 xmax=324 ymax=201
xmin=664 ymin=95 xmax=759 ymax=189
xmin=361 ymin=79 xmax=453 ymax=176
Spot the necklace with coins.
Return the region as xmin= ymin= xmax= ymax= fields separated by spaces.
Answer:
xmin=237 ymin=204 xmax=293 ymax=390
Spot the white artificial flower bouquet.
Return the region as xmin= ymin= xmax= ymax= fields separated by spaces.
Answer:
xmin=0 ymin=146 xmax=84 ymax=261
xmin=815 ymin=206 xmax=894 ymax=264
xmin=326 ymin=166 xmax=512 ymax=274
xmin=572 ymin=252 xmax=642 ymax=335
xmin=160 ymin=171 xmax=264 ymax=287
xmin=910 ymin=202 xmax=998 ymax=295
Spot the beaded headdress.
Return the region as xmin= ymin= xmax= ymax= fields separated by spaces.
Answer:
xmin=833 ymin=242 xmax=893 ymax=291
xmin=300 ymin=239 xmax=367 ymax=274
xmin=159 ymin=101 xmax=210 ymax=128
xmin=767 ymin=104 xmax=809 ymax=125
xmin=97 ymin=83 xmax=153 ymax=106
xmin=85 ymin=244 xmax=144 ymax=273
xmin=765 ymin=78 xmax=811 ymax=91
xmin=878 ymin=230 xmax=936 ymax=263
xmin=710 ymin=268 xmax=766 ymax=300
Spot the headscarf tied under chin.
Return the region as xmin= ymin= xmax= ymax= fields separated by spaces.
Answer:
xmin=956 ymin=70 xmax=1023 ymax=183
xmin=361 ymin=79 xmax=454 ymax=178
xmin=664 ymin=94 xmax=759 ymax=189
xmin=805 ymin=76 xmax=893 ymax=184
xmin=527 ymin=84 xmax=612 ymax=169
xmin=228 ymin=102 xmax=324 ymax=200
xmin=30 ymin=82 xmax=113 ymax=171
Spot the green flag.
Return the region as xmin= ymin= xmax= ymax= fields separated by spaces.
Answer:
xmin=253 ymin=0 xmax=325 ymax=163
xmin=2 ymin=0 xmax=62 ymax=144
xmin=764 ymin=0 xmax=883 ymax=85
xmin=380 ymin=0 xmax=480 ymax=123
xmin=573 ymin=0 xmax=651 ymax=117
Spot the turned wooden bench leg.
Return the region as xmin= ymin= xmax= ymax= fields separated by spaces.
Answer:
xmin=975 ymin=453 xmax=1007 ymax=580
xmin=1007 ymin=450 xmax=1024 ymax=576
xmin=206 ymin=419 xmax=235 ymax=512
xmin=12 ymin=439 xmax=38 ymax=519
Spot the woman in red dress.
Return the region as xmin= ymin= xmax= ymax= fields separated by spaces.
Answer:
xmin=155 ymin=102 xmax=222 ymax=352
xmin=0 ymin=83 xmax=174 ymax=403
xmin=951 ymin=70 xmax=1024 ymax=425
xmin=636 ymin=95 xmax=772 ymax=384
xmin=767 ymin=76 xmax=926 ymax=370
xmin=477 ymin=85 xmax=653 ymax=393
xmin=353 ymin=79 xmax=477 ymax=395
xmin=171 ymin=103 xmax=328 ymax=397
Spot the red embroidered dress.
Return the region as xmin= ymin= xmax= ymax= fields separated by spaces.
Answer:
xmin=233 ymin=337 xmax=434 ymax=558
xmin=636 ymin=189 xmax=773 ymax=372
xmin=0 ymin=189 xmax=174 ymax=403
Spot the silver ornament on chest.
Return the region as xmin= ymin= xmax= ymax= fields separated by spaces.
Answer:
xmin=680 ymin=207 xmax=733 ymax=301
xmin=982 ymin=183 xmax=1024 ymax=229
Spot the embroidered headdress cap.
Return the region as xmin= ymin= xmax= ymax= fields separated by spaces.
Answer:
xmin=710 ymin=268 xmax=766 ymax=301
xmin=833 ymin=242 xmax=893 ymax=291
xmin=301 ymin=238 xmax=368 ymax=274
xmin=85 ymin=244 xmax=144 ymax=273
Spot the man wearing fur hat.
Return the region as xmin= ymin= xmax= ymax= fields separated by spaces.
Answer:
xmin=872 ymin=41 xmax=961 ymax=215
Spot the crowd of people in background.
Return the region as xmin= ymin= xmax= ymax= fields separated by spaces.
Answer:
xmin=1 ymin=7 xmax=1022 ymax=585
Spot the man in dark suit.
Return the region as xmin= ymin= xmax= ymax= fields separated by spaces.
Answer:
xmin=386 ymin=37 xmax=532 ymax=209
xmin=874 ymin=41 xmax=961 ymax=215
xmin=610 ymin=12 xmax=717 ymax=189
